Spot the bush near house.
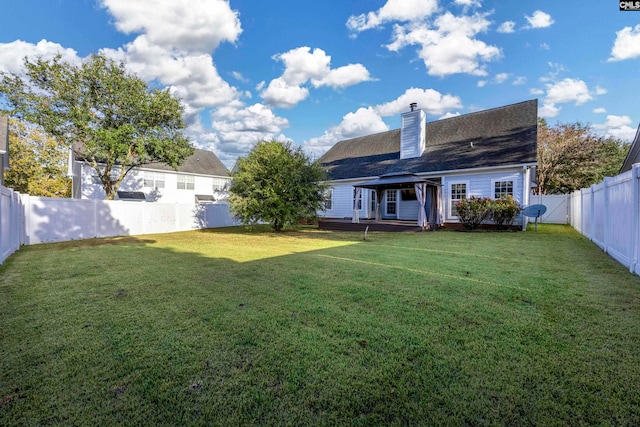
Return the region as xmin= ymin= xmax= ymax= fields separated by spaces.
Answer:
xmin=491 ymin=196 xmax=523 ymax=230
xmin=456 ymin=196 xmax=522 ymax=230
xmin=455 ymin=196 xmax=493 ymax=230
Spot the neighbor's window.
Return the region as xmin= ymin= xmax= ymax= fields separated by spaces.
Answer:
xmin=91 ymin=172 xmax=101 ymax=185
xmin=324 ymin=189 xmax=333 ymax=210
xmin=212 ymin=178 xmax=227 ymax=191
xmin=450 ymin=183 xmax=466 ymax=217
xmin=386 ymin=190 xmax=397 ymax=215
xmin=177 ymin=175 xmax=195 ymax=190
xmin=494 ymin=180 xmax=514 ymax=198
xmin=144 ymin=172 xmax=165 ymax=189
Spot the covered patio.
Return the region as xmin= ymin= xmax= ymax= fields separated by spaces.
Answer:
xmin=351 ymin=172 xmax=441 ymax=230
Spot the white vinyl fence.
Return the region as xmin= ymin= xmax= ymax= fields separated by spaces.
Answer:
xmin=0 ymin=185 xmax=24 ymax=264
xmin=569 ymin=164 xmax=640 ymax=275
xmin=0 ymin=189 xmax=239 ymax=264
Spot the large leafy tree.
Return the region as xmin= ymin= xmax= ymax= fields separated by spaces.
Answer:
xmin=229 ymin=140 xmax=328 ymax=231
xmin=536 ymin=119 xmax=630 ymax=194
xmin=4 ymin=119 xmax=70 ymax=197
xmin=0 ymin=53 xmax=194 ymax=199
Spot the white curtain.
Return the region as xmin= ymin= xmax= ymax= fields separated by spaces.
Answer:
xmin=415 ymin=183 xmax=427 ymax=229
xmin=352 ymin=187 xmax=362 ymax=223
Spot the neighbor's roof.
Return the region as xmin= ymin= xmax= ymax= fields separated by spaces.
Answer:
xmin=73 ymin=143 xmax=230 ymax=178
xmin=143 ymin=148 xmax=230 ymax=177
xmin=620 ymin=123 xmax=640 ymax=173
xmin=318 ymin=99 xmax=538 ymax=180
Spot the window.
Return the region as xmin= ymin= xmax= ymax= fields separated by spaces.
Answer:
xmin=386 ymin=190 xmax=397 ymax=215
xmin=370 ymin=190 xmax=377 ymax=213
xmin=177 ymin=175 xmax=195 ymax=190
xmin=212 ymin=178 xmax=227 ymax=192
xmin=450 ymin=183 xmax=467 ymax=217
xmin=353 ymin=188 xmax=362 ymax=210
xmin=144 ymin=172 xmax=165 ymax=189
xmin=401 ymin=188 xmax=417 ymax=200
xmin=494 ymin=180 xmax=514 ymax=198
xmin=324 ymin=189 xmax=332 ymax=210
xmin=91 ymin=173 xmax=101 ymax=185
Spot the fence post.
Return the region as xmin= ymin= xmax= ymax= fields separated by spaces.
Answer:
xmin=603 ymin=177 xmax=611 ymax=254
xmin=631 ymin=165 xmax=640 ymax=274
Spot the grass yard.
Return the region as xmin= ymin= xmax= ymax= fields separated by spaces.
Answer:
xmin=1 ymin=224 xmax=640 ymax=425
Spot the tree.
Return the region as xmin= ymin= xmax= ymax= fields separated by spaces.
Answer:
xmin=4 ymin=118 xmax=70 ymax=197
xmin=229 ymin=140 xmax=329 ymax=231
xmin=0 ymin=53 xmax=194 ymax=200
xmin=536 ymin=119 xmax=630 ymax=194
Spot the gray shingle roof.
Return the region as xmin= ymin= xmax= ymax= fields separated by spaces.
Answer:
xmin=319 ymin=99 xmax=538 ymax=180
xmin=73 ymin=143 xmax=230 ymax=177
xmin=620 ymin=123 xmax=640 ymax=173
xmin=143 ymin=148 xmax=230 ymax=177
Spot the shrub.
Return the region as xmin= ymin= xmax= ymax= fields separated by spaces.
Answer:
xmin=491 ymin=196 xmax=523 ymax=230
xmin=456 ymin=196 xmax=493 ymax=230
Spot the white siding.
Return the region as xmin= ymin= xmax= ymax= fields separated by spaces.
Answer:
xmin=78 ymin=163 xmax=230 ymax=203
xmin=319 ymin=182 xmax=369 ymax=219
xmin=442 ymin=169 xmax=524 ymax=223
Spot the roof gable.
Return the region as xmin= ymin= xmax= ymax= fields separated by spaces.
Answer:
xmin=319 ymin=99 xmax=538 ymax=180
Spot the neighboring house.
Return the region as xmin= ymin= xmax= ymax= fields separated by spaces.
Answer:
xmin=620 ymin=123 xmax=640 ymax=173
xmin=68 ymin=148 xmax=231 ymax=203
xmin=318 ymin=99 xmax=538 ymax=229
xmin=0 ymin=116 xmax=9 ymax=186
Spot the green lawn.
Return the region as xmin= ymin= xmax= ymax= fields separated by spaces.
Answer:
xmin=1 ymin=224 xmax=640 ymax=425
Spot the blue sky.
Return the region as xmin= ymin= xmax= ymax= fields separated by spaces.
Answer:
xmin=1 ymin=0 xmax=639 ymax=167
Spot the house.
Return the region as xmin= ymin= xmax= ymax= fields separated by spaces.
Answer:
xmin=68 ymin=148 xmax=231 ymax=203
xmin=0 ymin=116 xmax=9 ymax=186
xmin=620 ymin=123 xmax=640 ymax=173
xmin=318 ymin=99 xmax=538 ymax=230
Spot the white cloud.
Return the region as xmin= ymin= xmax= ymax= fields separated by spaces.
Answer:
xmin=259 ymin=78 xmax=309 ymax=109
xmin=593 ymin=115 xmax=637 ymax=141
xmin=102 ymin=37 xmax=240 ymax=109
xmin=386 ymin=12 xmax=500 ymax=76
xmin=374 ymin=87 xmax=463 ymax=117
xmin=538 ymin=78 xmax=604 ymax=118
xmin=231 ymin=71 xmax=248 ymax=83
xmin=545 ymin=78 xmax=592 ymax=105
xmin=438 ymin=111 xmax=461 ymax=120
xmin=99 ymin=0 xmax=241 ymax=52
xmin=524 ymin=10 xmax=554 ymax=29
xmin=497 ymin=21 xmax=515 ymax=34
xmin=302 ymin=107 xmax=389 ymax=158
xmin=0 ymin=39 xmax=81 ymax=74
xmin=494 ymin=72 xmax=509 ymax=84
xmin=512 ymin=76 xmax=527 ymax=85
xmin=346 ymin=0 xmax=438 ymax=32
xmin=609 ymin=25 xmax=640 ymax=61
xmin=530 ymin=88 xmax=545 ymax=95
xmin=455 ymin=0 xmax=481 ymax=6
xmin=260 ymin=47 xmax=372 ymax=108
xmin=206 ymin=103 xmax=291 ymax=164
xmin=540 ymin=43 xmax=550 ymax=50
xmin=477 ymin=80 xmax=487 ymax=87
xmin=313 ymin=64 xmax=373 ymax=88
xmin=594 ymin=86 xmax=607 ymax=95
xmin=593 ymin=107 xmax=607 ymax=114
xmin=538 ymin=102 xmax=560 ymax=118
